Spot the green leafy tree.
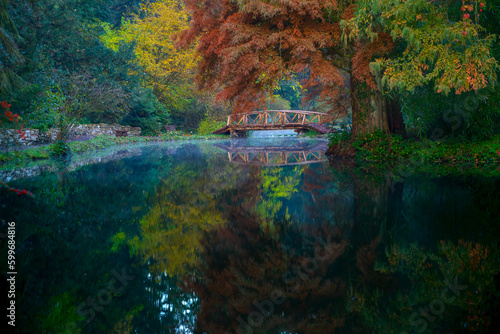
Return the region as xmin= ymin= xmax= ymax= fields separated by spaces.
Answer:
xmin=344 ymin=0 xmax=498 ymax=94
xmin=5 ymin=0 xmax=166 ymax=132
xmin=50 ymin=72 xmax=128 ymax=141
xmin=0 ymin=0 xmax=25 ymax=96
xmin=342 ymin=0 xmax=499 ymax=139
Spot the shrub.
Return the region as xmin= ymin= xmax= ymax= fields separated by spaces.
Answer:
xmin=49 ymin=140 xmax=71 ymax=157
xmin=197 ymin=118 xmax=226 ymax=135
xmin=402 ymin=85 xmax=500 ymax=141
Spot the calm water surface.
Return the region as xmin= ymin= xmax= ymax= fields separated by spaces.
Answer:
xmin=1 ymin=138 xmax=499 ymax=333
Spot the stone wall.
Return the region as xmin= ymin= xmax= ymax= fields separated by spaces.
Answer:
xmin=0 ymin=124 xmax=141 ymax=147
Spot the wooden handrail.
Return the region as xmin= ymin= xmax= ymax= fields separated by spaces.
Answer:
xmin=233 ymin=110 xmax=327 ymax=116
xmin=227 ymin=110 xmax=330 ymax=125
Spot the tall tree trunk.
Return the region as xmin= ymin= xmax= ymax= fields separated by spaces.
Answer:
xmin=326 ymin=76 xmax=407 ymax=157
xmin=350 ymin=77 xmax=406 ymax=137
xmin=386 ymin=95 xmax=407 ymax=137
xmin=350 ymin=78 xmax=364 ymax=137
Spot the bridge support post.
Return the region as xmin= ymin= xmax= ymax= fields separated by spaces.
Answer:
xmin=230 ymin=130 xmax=247 ymax=138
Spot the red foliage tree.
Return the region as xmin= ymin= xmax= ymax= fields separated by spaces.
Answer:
xmin=179 ymin=0 xmax=404 ymax=136
xmin=1 ymin=101 xmax=32 ymax=197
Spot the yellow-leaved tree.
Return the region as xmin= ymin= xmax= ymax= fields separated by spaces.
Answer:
xmin=100 ymin=0 xmax=198 ymax=107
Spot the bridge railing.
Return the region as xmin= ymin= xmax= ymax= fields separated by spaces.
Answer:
xmin=227 ymin=110 xmax=331 ymax=126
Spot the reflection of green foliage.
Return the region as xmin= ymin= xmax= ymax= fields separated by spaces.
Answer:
xmin=350 ymin=240 xmax=499 ymax=333
xmin=109 ymin=305 xmax=145 ymax=333
xmin=36 ymin=292 xmax=84 ymax=334
xmin=110 ymin=231 xmax=127 ymax=253
xmin=255 ymin=166 xmax=303 ymax=222
xmin=129 ymin=155 xmax=250 ymax=278
xmin=262 ymin=166 xmax=303 ymax=199
xmin=256 ymin=197 xmax=283 ymax=223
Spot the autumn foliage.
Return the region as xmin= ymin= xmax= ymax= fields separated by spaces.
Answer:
xmin=99 ymin=0 xmax=198 ymax=104
xmin=180 ymin=0 xmax=499 ymax=138
xmin=1 ymin=101 xmax=32 ymax=196
xmin=346 ymin=0 xmax=498 ymax=94
xmin=179 ymin=0 xmax=358 ymax=116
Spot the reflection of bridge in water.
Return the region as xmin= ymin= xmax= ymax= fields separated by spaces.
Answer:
xmin=214 ymin=142 xmax=328 ymax=166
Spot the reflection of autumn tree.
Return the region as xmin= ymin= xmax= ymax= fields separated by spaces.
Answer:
xmin=131 ymin=164 xmax=225 ymax=278
xmin=335 ymin=172 xmax=500 ymax=334
xmin=187 ymin=210 xmax=352 ymax=333
xmin=301 ymin=163 xmax=354 ymax=231
xmin=130 ymin=150 xmax=261 ymax=279
xmin=131 ymin=187 xmax=225 ymax=278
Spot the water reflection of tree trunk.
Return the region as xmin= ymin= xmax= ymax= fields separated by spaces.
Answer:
xmin=324 ymin=162 xmax=403 ymax=292
xmin=352 ymin=179 xmax=389 ymax=244
xmin=354 ymin=182 xmax=404 ymax=295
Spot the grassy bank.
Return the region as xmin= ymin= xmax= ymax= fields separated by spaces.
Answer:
xmin=327 ymin=131 xmax=500 ymax=176
xmin=0 ymin=132 xmax=227 ymax=165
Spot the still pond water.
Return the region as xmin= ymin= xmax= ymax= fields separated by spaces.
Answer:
xmin=1 ymin=138 xmax=499 ymax=334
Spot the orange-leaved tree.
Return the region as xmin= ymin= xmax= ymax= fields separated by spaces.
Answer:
xmin=178 ymin=0 xmax=405 ymax=136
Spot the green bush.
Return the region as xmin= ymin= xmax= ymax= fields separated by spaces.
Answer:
xmin=197 ymin=118 xmax=226 ymax=135
xmin=328 ymin=129 xmax=352 ymax=147
xmin=121 ymin=87 xmax=170 ymax=135
xmin=22 ymin=89 xmax=60 ymax=132
xmin=49 ymin=140 xmax=71 ymax=157
xmin=328 ymin=128 xmax=500 ymax=168
xmin=402 ymin=85 xmax=500 ymax=141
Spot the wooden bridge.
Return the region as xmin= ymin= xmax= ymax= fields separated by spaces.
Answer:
xmin=212 ymin=110 xmax=332 ymax=137
xmin=214 ymin=142 xmax=328 ymax=166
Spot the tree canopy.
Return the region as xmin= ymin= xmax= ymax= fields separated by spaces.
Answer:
xmin=179 ymin=0 xmax=353 ymax=114
xmin=1 ymin=0 xmax=499 ymax=138
xmin=344 ymin=0 xmax=498 ymax=94
xmin=180 ymin=0 xmax=499 ymax=136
